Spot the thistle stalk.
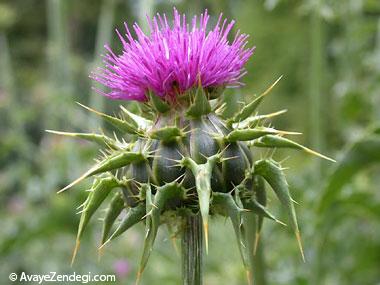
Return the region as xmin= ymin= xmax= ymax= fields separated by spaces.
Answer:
xmin=181 ymin=213 xmax=203 ymax=285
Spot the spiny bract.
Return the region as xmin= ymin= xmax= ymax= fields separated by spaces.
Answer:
xmin=48 ymin=8 xmax=334 ymax=283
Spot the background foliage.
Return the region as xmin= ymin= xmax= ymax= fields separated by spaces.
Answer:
xmin=0 ymin=0 xmax=379 ymax=284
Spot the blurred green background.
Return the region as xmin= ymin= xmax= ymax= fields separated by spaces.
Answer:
xmin=1 ymin=0 xmax=380 ymax=284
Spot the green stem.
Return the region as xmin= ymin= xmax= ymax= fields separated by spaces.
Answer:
xmin=46 ymin=0 xmax=73 ymax=129
xmin=0 ymin=34 xmax=15 ymax=96
xmin=246 ymin=213 xmax=267 ymax=285
xmin=89 ymin=0 xmax=116 ymax=130
xmin=182 ymin=213 xmax=203 ymax=285
xmin=309 ymin=3 xmax=326 ymax=284
xmin=47 ymin=0 xmax=71 ymax=91
xmin=251 ymin=242 xmax=267 ymax=285
xmin=309 ymin=0 xmax=325 ymax=181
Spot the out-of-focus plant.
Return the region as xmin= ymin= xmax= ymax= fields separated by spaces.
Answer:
xmin=311 ymin=125 xmax=380 ymax=285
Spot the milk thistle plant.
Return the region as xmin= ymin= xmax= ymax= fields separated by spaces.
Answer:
xmin=48 ymin=8 xmax=334 ymax=285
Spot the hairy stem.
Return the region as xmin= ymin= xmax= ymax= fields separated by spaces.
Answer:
xmin=182 ymin=213 xmax=203 ymax=285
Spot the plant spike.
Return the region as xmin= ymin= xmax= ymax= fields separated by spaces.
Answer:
xmin=138 ymin=182 xmax=185 ymax=278
xmin=231 ymin=188 xmax=255 ymax=285
xmin=136 ymin=184 xmax=154 ymax=285
xmin=251 ymin=134 xmax=336 ymax=162
xmin=247 ymin=195 xmax=285 ymax=225
xmin=181 ymin=153 xmax=221 ymax=253
xmin=119 ymin=105 xmax=152 ymax=130
xmin=236 ymin=179 xmax=285 ymax=260
xmin=100 ymin=191 xmax=125 ymax=247
xmin=76 ymin=102 xmax=139 ymax=134
xmin=252 ymin=175 xmax=267 ymax=255
xmin=233 ymin=109 xmax=288 ymax=129
xmin=71 ymin=174 xmax=120 ymax=265
xmin=235 ymin=180 xmax=285 ymax=225
xmin=149 ymin=126 xmax=184 ymax=142
xmin=101 ymin=202 xmax=146 ymax=248
xmin=231 ymin=75 xmax=283 ymax=124
xmin=45 ymin=130 xmax=123 ymax=150
xmin=212 ymin=192 xmax=250 ymax=271
xmin=147 ymin=90 xmax=170 ymax=113
xmin=186 ymin=81 xmax=212 ymax=118
xmin=58 ymin=151 xmax=146 ymax=193
xmin=254 ymin=159 xmax=305 ymax=261
xmin=225 ymin=127 xmax=302 ymax=142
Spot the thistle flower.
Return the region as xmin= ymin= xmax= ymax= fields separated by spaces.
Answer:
xmin=49 ymin=8 xmax=334 ymax=285
xmin=91 ymin=8 xmax=254 ymax=101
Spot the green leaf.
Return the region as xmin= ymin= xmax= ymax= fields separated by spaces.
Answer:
xmin=149 ymin=126 xmax=183 ymax=142
xmin=138 ymin=182 xmax=185 ymax=279
xmin=71 ymin=174 xmax=120 ymax=265
xmin=100 ymin=191 xmax=125 ymax=246
xmin=120 ymin=105 xmax=152 ymax=129
xmin=233 ymin=109 xmax=287 ymax=129
xmin=186 ymin=84 xmax=211 ymax=117
xmin=246 ymin=196 xmax=284 ymax=224
xmin=147 ymin=90 xmax=170 ymax=113
xmin=252 ymin=175 xmax=266 ymax=253
xmin=225 ymin=127 xmax=301 ymax=142
xmin=103 ymin=202 xmax=146 ymax=245
xmin=45 ymin=130 xmax=124 ymax=150
xmin=252 ymin=134 xmax=335 ymax=162
xmin=339 ymin=192 xmax=380 ymax=220
xmin=318 ymin=132 xmax=380 ymax=213
xmin=77 ymin=102 xmax=138 ymax=134
xmin=238 ymin=179 xmax=285 ymax=255
xmin=254 ymin=159 xmax=304 ymax=261
xmin=182 ymin=154 xmax=220 ymax=253
xmin=241 ymin=211 xmax=268 ymax=285
xmin=59 ymin=151 xmax=146 ymax=193
xmin=212 ymin=192 xmax=250 ymax=269
xmin=231 ymin=75 xmax=283 ymax=123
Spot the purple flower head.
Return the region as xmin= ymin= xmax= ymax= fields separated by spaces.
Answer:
xmin=92 ymin=8 xmax=254 ymax=102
